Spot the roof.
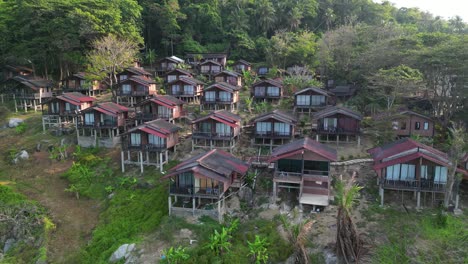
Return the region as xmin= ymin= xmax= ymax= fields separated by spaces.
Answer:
xmin=159 ymin=56 xmax=184 ymax=64
xmin=214 ymin=70 xmax=241 ymax=77
xmin=269 ymin=137 xmax=338 ymax=162
xmin=192 ymin=110 xmax=241 ymax=127
xmin=398 ymin=110 xmax=432 ymax=121
xmin=330 ymin=85 xmax=356 ymax=96
xmin=84 ymin=102 xmax=128 ymax=116
xmin=169 ymin=76 xmax=205 ymax=86
xmin=12 ymin=76 xmax=53 ymax=90
xmin=204 ymin=82 xmax=240 ymax=93
xmin=121 ymin=75 xmax=156 ymax=86
xmin=252 ymin=110 xmax=297 ymax=124
xmin=294 ymin=87 xmax=332 ymax=97
xmin=367 ymin=138 xmax=454 ymax=171
xmin=252 ymin=78 xmax=283 ymax=88
xmin=200 ymin=60 xmax=222 ymax=66
xmin=121 ymin=67 xmax=152 ymax=76
xmin=186 ymin=53 xmax=227 ymax=59
xmin=55 ymin=92 xmax=95 ymax=105
xmin=4 ymin=64 xmax=34 ymax=73
xmin=163 ymin=149 xmax=248 ymax=182
xmin=138 ymin=95 xmax=185 ymax=108
xmin=313 ymin=106 xmax=363 ymax=121
xmin=165 ymin=68 xmax=192 ymax=76
xmin=126 ymin=119 xmax=180 ymax=138
xmin=234 ymin=59 xmax=251 ymax=66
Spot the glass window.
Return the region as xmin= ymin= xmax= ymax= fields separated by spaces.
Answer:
xmin=167 ymin=75 xmax=177 ymax=82
xmin=274 ymin=122 xmax=290 ymax=136
xmin=178 ymin=172 xmax=193 ymax=188
xmin=256 ymin=122 xmax=272 ymax=135
xmin=200 ymin=122 xmax=211 ymax=133
xmin=130 ymin=133 xmax=141 ymax=146
xmin=296 ymin=95 xmax=310 ymax=106
xmin=205 ymin=91 xmax=216 ymax=102
xmin=148 ymin=134 xmax=164 ymax=146
xmin=423 ymin=122 xmax=429 ymax=130
xmin=434 ymin=166 xmax=447 ymax=183
xmin=216 ymin=123 xmax=231 ymax=136
xmin=171 ymin=84 xmax=180 ymax=94
xmin=219 ymin=91 xmax=231 ymax=101
xmin=212 ymin=66 xmax=220 ymax=72
xmin=255 ymin=87 xmax=265 ymax=96
xmin=183 ymin=85 xmax=194 ymax=95
xmin=51 ymin=102 xmax=59 ymax=113
xmin=267 ymin=86 xmax=279 ymax=96
xmin=122 ymin=84 xmax=131 ymax=94
xmin=84 ymin=113 xmax=94 ymax=125
xmin=415 ymin=122 xmax=421 ymax=130
xmin=323 ymin=118 xmax=337 ymax=130
xmin=157 ymin=105 xmax=170 ymax=118
xmin=119 ymin=74 xmax=128 ymax=81
xmin=258 ymin=67 xmax=268 ymax=74
xmin=201 ymin=65 xmax=210 ymax=72
xmin=311 ymin=95 xmax=325 ymax=106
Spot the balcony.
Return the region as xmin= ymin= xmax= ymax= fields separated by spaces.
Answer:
xmin=317 ymin=126 xmax=360 ymax=135
xmin=192 ymin=131 xmax=234 ymax=139
xmin=78 ymin=120 xmax=118 ymax=128
xmin=170 ymin=185 xmax=222 ymax=198
xmin=15 ymin=92 xmax=53 ymax=99
xmin=254 ymin=93 xmax=280 ymax=99
xmin=273 ymin=170 xmax=329 ymax=183
xmin=296 ymin=102 xmax=327 ymax=108
xmin=117 ymin=90 xmax=150 ymax=97
xmin=255 ymin=131 xmax=291 ymax=138
xmin=124 ymin=143 xmax=166 ymax=152
xmin=136 ymin=112 xmax=173 ymax=121
xmin=382 ymin=179 xmax=446 ymax=192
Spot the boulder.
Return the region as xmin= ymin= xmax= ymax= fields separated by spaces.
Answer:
xmin=8 ymin=118 xmax=24 ymax=128
xmin=3 ymin=238 xmax=15 ymax=253
xmin=238 ymin=187 xmax=253 ymax=201
xmin=12 ymin=150 xmax=29 ymax=164
xmin=109 ymin=243 xmax=136 ymax=263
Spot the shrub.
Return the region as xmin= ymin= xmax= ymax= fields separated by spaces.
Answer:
xmin=15 ymin=122 xmax=26 ymax=134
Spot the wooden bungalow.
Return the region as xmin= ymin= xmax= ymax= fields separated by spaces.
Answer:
xmin=164 ymin=68 xmax=192 ymax=83
xmin=199 ymin=60 xmax=223 ymax=76
xmin=135 ymin=95 xmax=185 ymax=124
xmin=269 ymin=137 xmax=337 ymax=208
xmin=121 ymin=119 xmax=181 ymax=173
xmin=155 ymin=56 xmax=185 ymax=76
xmin=117 ymin=66 xmax=153 ymax=81
xmin=42 ymin=92 xmax=95 ymax=132
xmin=329 ymin=85 xmax=356 ymax=100
xmin=186 ymin=53 xmax=227 ymax=67
xmin=191 ymin=110 xmax=241 ymax=152
xmin=251 ymin=110 xmax=298 ymax=150
xmin=7 ymin=76 xmax=54 ymax=112
xmin=313 ymin=106 xmax=362 ymax=145
xmin=294 ymin=87 xmax=335 ymax=113
xmin=163 ymin=149 xmax=248 ymax=221
xmin=201 ymin=82 xmax=240 ymax=111
xmin=368 ymin=138 xmax=463 ymax=209
xmin=251 ymin=78 xmax=283 ymax=103
xmin=214 ymin=70 xmax=242 ymax=87
xmin=2 ymin=64 xmax=34 ymax=80
xmin=233 ymin=59 xmax=251 ymax=73
xmin=167 ymin=76 xmax=205 ymax=103
xmin=61 ymin=72 xmax=104 ymax=96
xmin=77 ymin=102 xmax=130 ymax=148
xmin=392 ymin=111 xmax=435 ymax=138
xmin=257 ymin=66 xmax=270 ymax=77
xmin=116 ymin=76 xmax=157 ymax=107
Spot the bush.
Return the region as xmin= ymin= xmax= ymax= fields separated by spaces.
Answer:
xmin=15 ymin=122 xmax=26 ymax=134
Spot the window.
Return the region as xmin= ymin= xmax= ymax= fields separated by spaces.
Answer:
xmin=183 ymin=85 xmax=194 ymax=95
xmin=205 ymin=91 xmax=216 ymax=102
xmin=386 ymin=164 xmax=400 ymax=180
xmin=122 ymin=84 xmax=131 ymax=94
xmin=267 ymin=86 xmax=279 ymax=96
xmin=130 ymin=133 xmax=141 ymax=146
xmin=84 ymin=113 xmax=94 ymax=125
xmin=212 ymin=66 xmax=220 ymax=72
xmin=274 ymin=122 xmax=290 ymax=136
xmin=399 ymin=164 xmax=416 ymax=180
xmin=50 ymin=102 xmax=59 ymax=114
xmin=434 ymin=166 xmax=447 ymax=184
xmin=119 ymin=74 xmax=128 ymax=81
xmin=400 ymin=122 xmax=407 ymax=130
xmin=167 ymin=75 xmax=177 ymax=82
xmin=415 ymin=122 xmax=421 ymax=130
xmin=65 ymin=103 xmax=77 ymax=112
xmin=79 ymin=80 xmax=86 ymax=87
xmin=423 ymin=122 xmax=429 ymax=130
xmin=226 ymin=76 xmax=237 ymax=85
xmin=237 ymin=64 xmax=245 ymax=71
xmin=219 ymin=91 xmax=231 ymax=102
xmin=296 ymin=95 xmax=310 ymax=106
xmin=311 ymin=95 xmax=325 ymax=106
xmin=323 ymin=118 xmax=337 ymax=130
xmin=171 ymin=84 xmax=180 ymax=95
xmin=157 ymin=105 xmax=171 ymax=118
xmin=216 ymin=123 xmax=231 ymax=137
xmin=201 ymin=65 xmax=210 ymax=73
xmin=200 ymin=122 xmax=211 ymax=133
xmin=256 ymin=122 xmax=272 ymax=135
xmin=258 ymin=67 xmax=268 ymax=75
xmin=178 ymin=172 xmax=193 ymax=188
xmin=148 ymin=134 xmax=164 ymax=146
xmin=254 ymin=87 xmax=265 ymax=96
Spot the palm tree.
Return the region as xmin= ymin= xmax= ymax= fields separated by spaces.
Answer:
xmin=335 ymin=174 xmax=363 ymax=264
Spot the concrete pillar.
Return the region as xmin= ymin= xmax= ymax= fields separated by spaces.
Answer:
xmin=159 ymin=152 xmax=163 ymax=173
xmin=42 ymin=117 xmax=46 ymax=132
xmin=139 ymin=151 xmax=144 ymax=174
xmin=380 ymin=187 xmax=384 ymax=207
xmin=455 ymin=194 xmax=459 ymax=210
xmin=146 ymin=151 xmax=149 ymax=164
xmin=417 ymin=191 xmax=421 ymax=209
xmin=218 ymin=199 xmax=222 ymax=223
xmin=121 ymin=151 xmax=125 ymax=172
xmin=191 ymin=140 xmax=194 ymax=151
xmin=357 ymin=135 xmax=361 ymax=147
xmin=192 ymin=198 xmax=196 ymax=216
xmin=316 ymin=134 xmax=319 ymax=142
xmin=273 ymin=181 xmax=277 ymax=201
xmin=168 ymin=196 xmax=172 ymax=216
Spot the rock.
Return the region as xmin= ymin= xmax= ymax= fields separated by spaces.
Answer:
xmin=238 ymin=187 xmax=253 ymax=201
xmin=227 ymin=196 xmax=241 ymax=212
xmin=109 ymin=243 xmax=136 ymax=263
xmin=280 ymin=202 xmax=291 ymax=213
xmin=36 ymin=143 xmax=41 ymax=152
xmin=3 ymin=238 xmax=15 ymax=253
xmin=108 ymin=193 xmax=115 ymax=199
xmin=8 ymin=118 xmax=24 ymax=128
xmin=12 ymin=150 xmax=29 ymax=164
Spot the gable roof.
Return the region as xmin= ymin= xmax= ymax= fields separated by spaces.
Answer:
xmin=367 ymin=138 xmax=455 ymax=170
xmin=138 ymin=95 xmax=185 ymax=108
xmin=294 ymin=87 xmax=332 ymax=97
xmin=120 ymin=75 xmax=156 ymax=86
xmin=159 ymin=56 xmax=184 ymax=64
xmin=169 ymin=76 xmax=205 ymax=86
xmin=12 ymin=76 xmax=54 ymax=90
xmin=192 ymin=110 xmax=241 ymax=127
xmin=121 ymin=67 xmax=152 ymax=76
xmin=126 ymin=119 xmax=180 ymax=138
xmin=234 ymin=59 xmax=251 ymax=66
xmin=269 ymin=137 xmax=337 ymax=162
xmin=398 ymin=110 xmax=432 ymax=121
xmin=204 ymin=82 xmax=240 ymax=93
xmin=200 ymin=60 xmax=222 ymax=66
xmin=4 ymin=64 xmax=34 ymax=73
xmin=84 ymin=102 xmax=128 ymax=116
xmin=214 ymin=70 xmax=241 ymax=77
xmin=56 ymin=92 xmax=95 ymax=105
xmin=252 ymin=78 xmax=283 ymax=88
xmin=329 ymin=85 xmax=356 ymax=96
xmin=165 ymin=68 xmax=192 ymax=76
xmin=163 ymin=149 xmax=248 ymax=182
xmin=252 ymin=110 xmax=297 ymax=124
xmin=313 ymin=106 xmax=363 ymax=121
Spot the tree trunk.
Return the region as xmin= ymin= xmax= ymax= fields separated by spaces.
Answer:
xmin=444 ymin=160 xmax=458 ymax=207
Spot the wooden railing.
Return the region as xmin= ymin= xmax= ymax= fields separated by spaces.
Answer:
xmin=192 ymin=131 xmax=234 ymax=139
xmin=317 ymin=126 xmax=359 ymax=135
xmin=170 ymin=186 xmax=222 ymax=197
xmin=382 ymin=179 xmax=446 ymax=192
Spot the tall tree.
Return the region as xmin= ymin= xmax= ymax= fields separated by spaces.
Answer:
xmin=444 ymin=124 xmax=467 ymax=208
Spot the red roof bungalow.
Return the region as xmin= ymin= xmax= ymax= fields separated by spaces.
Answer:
xmin=165 ymin=68 xmax=192 ymax=83
xmin=121 ymin=119 xmax=181 ymax=173
xmin=313 ymin=106 xmax=363 ymax=145
xmin=269 ymin=137 xmax=337 ymax=207
xmin=191 ymin=110 xmax=241 ymax=152
xmin=116 ymin=75 xmax=157 ymax=106
xmin=163 ymin=149 xmax=248 ymax=221
xmin=214 ymin=70 xmax=242 ymax=87
xmin=155 ymin=56 xmax=185 ymax=75
xmin=368 ymin=138 xmax=463 ymax=208
xmin=294 ymin=87 xmax=335 ymax=113
xmin=135 ymin=95 xmax=185 ymax=123
xmin=201 ymin=82 xmax=240 ymax=111
xmin=392 ymin=111 xmax=435 ymax=138
xmin=117 ymin=67 xmax=153 ymax=81
xmin=77 ymin=102 xmax=130 ymax=148
xmin=7 ymin=75 xmax=54 ymax=112
xmin=251 ymin=110 xmax=298 ymax=149
xmin=233 ymin=59 xmax=251 ymax=73
xmin=199 ymin=60 xmax=223 ymax=75
xmin=61 ymin=72 xmax=105 ymax=96
xmin=41 ymin=92 xmax=95 ymax=131
xmin=167 ymin=76 xmax=205 ymax=103
xmin=251 ymin=78 xmax=283 ymax=103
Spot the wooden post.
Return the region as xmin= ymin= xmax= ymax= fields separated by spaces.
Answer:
xmin=139 ymin=151 xmax=144 ymax=174
xmin=168 ymin=196 xmax=172 ymax=216
xmin=14 ymin=94 xmax=17 ymax=112
xmin=273 ymin=181 xmax=277 ymax=201
xmin=192 ymin=198 xmax=196 ymax=216
xmin=159 ymin=152 xmax=163 ymax=173
xmin=218 ymin=199 xmax=222 ymax=223
xmin=380 ymin=187 xmax=384 ymax=207
xmin=417 ymin=191 xmax=421 ymax=209
xmin=121 ymin=151 xmax=125 ymax=172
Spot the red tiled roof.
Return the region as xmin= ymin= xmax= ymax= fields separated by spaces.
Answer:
xmin=204 ymin=82 xmax=240 ymax=93
xmin=192 ymin=110 xmax=241 ymax=127
xmin=169 ymin=76 xmax=205 ymax=86
xmin=252 ymin=110 xmax=297 ymax=124
xmin=58 ymin=92 xmax=95 ymax=105
xmin=165 ymin=68 xmax=192 ymax=76
xmin=124 ymin=67 xmax=152 ymax=76
xmin=234 ymin=59 xmax=251 ymax=66
xmin=86 ymin=102 xmax=128 ymax=116
xmin=139 ymin=95 xmax=185 ymax=109
xmin=125 ymin=119 xmax=180 ymax=138
xmin=269 ymin=137 xmax=337 ymax=162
